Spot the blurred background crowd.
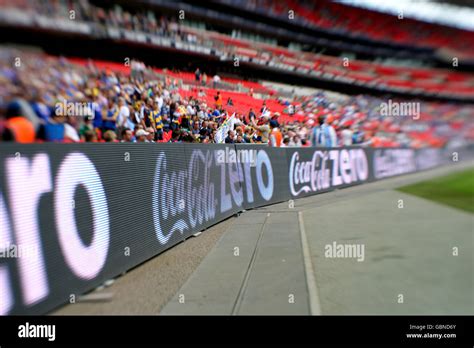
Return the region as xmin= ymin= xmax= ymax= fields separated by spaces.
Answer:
xmin=0 ymin=0 xmax=472 ymax=148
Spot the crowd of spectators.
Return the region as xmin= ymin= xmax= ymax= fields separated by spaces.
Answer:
xmin=2 ymin=0 xmax=206 ymax=48
xmin=0 ymin=48 xmax=472 ymax=148
xmin=2 ymin=0 xmax=473 ymax=100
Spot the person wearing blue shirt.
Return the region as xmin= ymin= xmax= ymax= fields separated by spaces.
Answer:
xmin=311 ymin=116 xmax=337 ymax=147
xmin=31 ymin=95 xmax=51 ymax=122
xmin=37 ymin=110 xmax=65 ymax=142
xmin=92 ymin=101 xmax=103 ymax=130
xmin=102 ymin=99 xmax=118 ymax=133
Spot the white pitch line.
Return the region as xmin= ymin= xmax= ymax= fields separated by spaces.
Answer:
xmin=298 ymin=211 xmax=322 ymax=315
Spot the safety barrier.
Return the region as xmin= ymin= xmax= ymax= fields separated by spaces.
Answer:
xmin=0 ymin=143 xmax=470 ymax=314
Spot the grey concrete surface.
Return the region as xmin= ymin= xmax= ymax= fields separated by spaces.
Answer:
xmin=303 ymin=190 xmax=473 ymax=314
xmin=162 ymin=212 xmax=309 ymax=315
xmin=236 ymin=213 xmax=309 ymax=315
xmin=161 ymin=214 xmax=267 ymax=315
xmin=162 ymin=160 xmax=474 ymax=315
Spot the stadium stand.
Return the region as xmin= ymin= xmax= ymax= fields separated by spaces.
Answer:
xmin=0 ymin=48 xmax=473 ymax=148
xmin=0 ymin=0 xmax=473 ymax=147
xmin=0 ymin=0 xmax=473 ymax=100
xmin=220 ymin=0 xmax=474 ymax=58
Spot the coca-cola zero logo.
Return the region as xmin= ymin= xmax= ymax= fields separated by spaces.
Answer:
xmin=152 ymin=150 xmax=216 ymax=245
xmin=289 ymin=149 xmax=368 ymax=196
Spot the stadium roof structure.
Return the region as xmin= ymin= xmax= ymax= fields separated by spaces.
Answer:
xmin=341 ymin=0 xmax=474 ymax=31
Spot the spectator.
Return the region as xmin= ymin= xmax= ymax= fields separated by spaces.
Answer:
xmin=145 ymin=127 xmax=155 ymax=142
xmin=269 ymin=120 xmax=282 ymax=147
xmin=225 ymin=130 xmax=235 ymax=144
xmin=64 ymin=117 xmax=81 ymax=143
xmin=235 ymin=126 xmax=244 ymax=140
xmin=180 ymin=110 xmax=191 ymax=131
xmin=248 ymin=108 xmax=256 ymax=124
xmin=195 ymin=68 xmax=201 ymax=82
xmin=192 ymin=121 xmax=200 ymax=135
xmin=290 ymin=134 xmax=303 ymax=147
xmin=311 ymin=115 xmax=337 ymax=147
xmin=214 ymin=91 xmax=222 ymax=110
xmin=135 ymin=129 xmax=148 ymax=142
xmin=150 ymin=102 xmax=160 ymax=138
xmin=271 ymin=112 xmax=280 ymax=126
xmin=143 ymin=98 xmax=154 ymax=128
xmin=84 ymin=129 xmax=97 ymax=142
xmin=169 ymin=129 xmax=181 ymax=142
xmin=213 ymin=74 xmax=220 ymax=88
xmin=37 ymin=111 xmax=66 ymax=143
xmin=281 ymin=136 xmax=290 ymax=147
xmin=103 ymin=130 xmax=118 ymax=142
xmin=243 ymin=126 xmax=254 ymax=143
xmin=5 ymin=101 xmax=35 ymax=143
xmin=161 ymin=113 xmax=171 ymax=133
xmin=340 ymin=124 xmax=354 ymax=146
xmin=79 ymin=116 xmax=94 ymax=141
xmin=117 ymin=97 xmax=131 ymax=134
xmin=352 ymin=125 xmax=364 ymax=145
xmin=121 ymin=128 xmax=133 ymax=142
xmin=31 ymin=95 xmax=51 ymax=122
xmin=252 ymin=116 xmax=270 ymax=143
xmin=199 ymin=120 xmax=211 ymax=140
xmin=103 ymin=98 xmax=118 ymax=133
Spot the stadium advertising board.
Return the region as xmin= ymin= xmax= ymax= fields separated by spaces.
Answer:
xmin=286 ymin=147 xmax=370 ymax=198
xmin=0 ymin=144 xmax=462 ymax=314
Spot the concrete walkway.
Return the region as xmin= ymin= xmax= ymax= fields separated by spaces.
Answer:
xmin=161 ymin=211 xmax=309 ymax=315
xmin=161 ymin=161 xmax=474 ymax=315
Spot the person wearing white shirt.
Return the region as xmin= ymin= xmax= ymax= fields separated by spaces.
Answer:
xmin=116 ymin=98 xmax=130 ymax=127
xmin=155 ymin=96 xmax=163 ymax=110
xmin=213 ymin=74 xmax=220 ymax=88
xmin=64 ymin=122 xmax=80 ymax=142
xmin=116 ymin=97 xmax=133 ymax=136
xmin=341 ymin=126 xmax=354 ymax=146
